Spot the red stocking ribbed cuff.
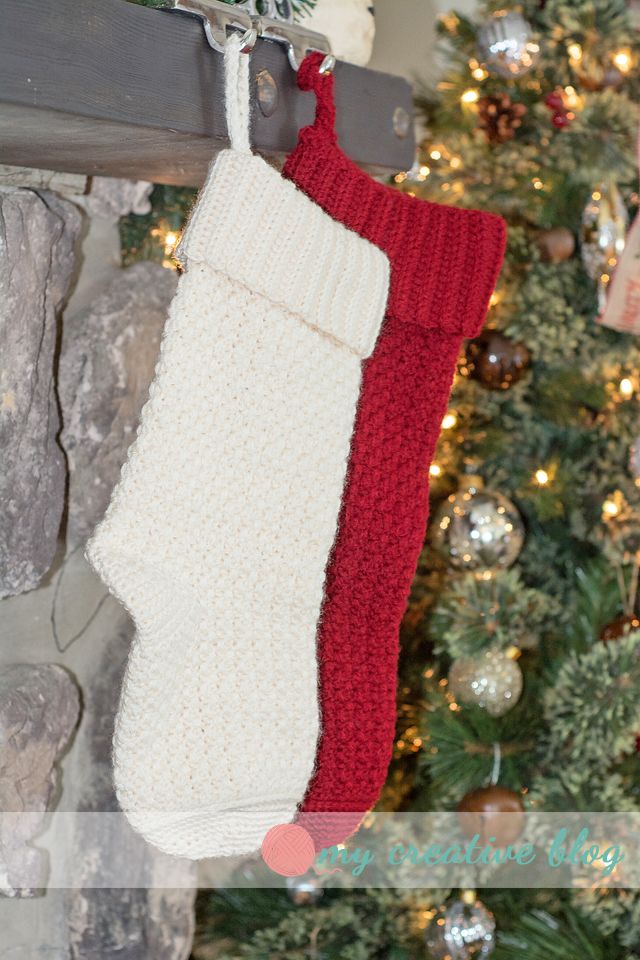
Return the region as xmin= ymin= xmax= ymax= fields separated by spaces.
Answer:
xmin=286 ymin=53 xmax=506 ymax=339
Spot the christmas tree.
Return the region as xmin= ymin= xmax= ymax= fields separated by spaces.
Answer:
xmin=121 ymin=1 xmax=640 ymax=955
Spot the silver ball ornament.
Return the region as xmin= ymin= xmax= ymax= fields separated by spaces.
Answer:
xmin=477 ymin=11 xmax=539 ymax=79
xmin=425 ymin=897 xmax=496 ymax=959
xmin=431 ymin=480 xmax=525 ymax=573
xmin=286 ymin=874 xmax=324 ymax=905
xmin=581 ymin=181 xmax=628 ymax=313
xmin=449 ymin=649 xmax=523 ymax=718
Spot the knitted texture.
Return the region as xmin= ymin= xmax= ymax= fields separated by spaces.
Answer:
xmin=86 ymin=44 xmax=389 ymax=860
xmin=283 ymin=54 xmax=507 ymax=849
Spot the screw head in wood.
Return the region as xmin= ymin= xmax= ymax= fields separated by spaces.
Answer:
xmin=256 ymin=69 xmax=279 ymax=117
xmin=393 ymin=106 xmax=411 ymax=139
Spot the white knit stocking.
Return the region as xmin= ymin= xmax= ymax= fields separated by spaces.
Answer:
xmin=86 ymin=36 xmax=389 ymax=860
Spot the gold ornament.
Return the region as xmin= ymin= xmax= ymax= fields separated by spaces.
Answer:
xmin=448 ymin=648 xmax=523 ymax=717
xmin=568 ymin=40 xmax=628 ymax=91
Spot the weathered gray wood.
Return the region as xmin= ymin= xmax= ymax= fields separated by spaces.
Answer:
xmin=0 ymin=663 xmax=81 ymax=898
xmin=59 ymin=262 xmax=178 ymax=545
xmin=0 ymin=188 xmax=81 ymax=598
xmin=0 ymin=0 xmax=414 ymax=186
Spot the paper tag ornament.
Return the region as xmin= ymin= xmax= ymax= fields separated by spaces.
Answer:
xmin=598 ymin=136 xmax=639 ymax=333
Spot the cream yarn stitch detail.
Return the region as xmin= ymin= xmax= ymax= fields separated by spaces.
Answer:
xmin=86 ymin=37 xmax=390 ymax=859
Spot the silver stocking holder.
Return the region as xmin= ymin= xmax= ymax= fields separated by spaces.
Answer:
xmin=172 ymin=0 xmax=331 ymax=70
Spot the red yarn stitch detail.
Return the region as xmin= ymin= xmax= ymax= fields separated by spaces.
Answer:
xmin=284 ymin=55 xmax=507 ymax=851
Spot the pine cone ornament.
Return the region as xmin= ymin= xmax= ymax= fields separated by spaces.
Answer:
xmin=477 ymin=94 xmax=527 ymax=144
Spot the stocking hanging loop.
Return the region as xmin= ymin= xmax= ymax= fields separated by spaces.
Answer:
xmin=297 ymin=52 xmax=338 ymax=144
xmin=224 ymin=33 xmax=253 ymax=154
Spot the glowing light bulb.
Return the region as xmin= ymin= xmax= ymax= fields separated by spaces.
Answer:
xmin=461 ymin=88 xmax=480 ymax=104
xmin=620 ymin=377 xmax=634 ymax=398
xmin=442 ymin=412 xmax=458 ymax=430
xmin=430 ymin=463 xmax=442 ymax=478
xmin=430 ymin=149 xmax=442 ymax=160
xmin=603 ymin=498 xmax=620 ymax=518
xmin=563 ymin=85 xmax=581 ymax=109
xmin=613 ymin=49 xmax=632 ymax=74
xmin=568 ymin=42 xmax=583 ymax=64
xmin=534 ymin=468 xmax=549 ymax=486
xmin=440 ymin=13 xmax=459 ymax=33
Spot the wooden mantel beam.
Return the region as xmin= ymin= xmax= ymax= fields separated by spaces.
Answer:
xmin=0 ymin=0 xmax=415 ymax=186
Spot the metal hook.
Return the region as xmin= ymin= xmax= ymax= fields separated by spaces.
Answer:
xmin=252 ymin=15 xmax=331 ymax=70
xmin=319 ymin=54 xmax=336 ymax=75
xmin=238 ymin=26 xmax=258 ymax=54
xmin=173 ymin=0 xmax=254 ymax=54
xmin=172 ymin=0 xmax=332 ymax=70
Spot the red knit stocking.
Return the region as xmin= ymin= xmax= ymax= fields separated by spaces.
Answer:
xmin=284 ymin=55 xmax=507 ymax=850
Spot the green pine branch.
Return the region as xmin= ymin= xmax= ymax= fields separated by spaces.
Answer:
xmin=566 ymin=559 xmax=627 ymax=652
xmin=292 ymin=0 xmax=317 ymax=17
xmin=494 ymin=908 xmax=611 ymax=960
xmin=543 ymin=631 xmax=640 ymax=772
xmin=418 ymin=675 xmax=541 ymax=805
xmin=431 ymin=569 xmax=554 ymax=658
xmin=197 ymin=889 xmax=435 ymax=960
xmin=576 ymin=889 xmax=640 ymax=952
